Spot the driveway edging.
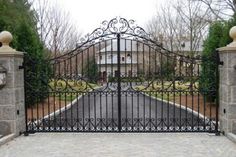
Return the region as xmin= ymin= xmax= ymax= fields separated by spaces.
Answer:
xmin=0 ymin=134 xmax=15 ymax=147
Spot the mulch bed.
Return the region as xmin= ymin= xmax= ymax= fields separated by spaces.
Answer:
xmin=27 ymin=95 xmax=217 ymax=121
xmin=175 ymin=95 xmax=217 ymax=119
xmin=27 ymin=97 xmax=67 ymax=120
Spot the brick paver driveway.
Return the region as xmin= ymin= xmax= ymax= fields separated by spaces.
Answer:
xmin=0 ymin=133 xmax=236 ymax=157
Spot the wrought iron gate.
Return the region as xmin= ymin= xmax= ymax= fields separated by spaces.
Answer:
xmin=25 ymin=17 xmax=219 ymax=133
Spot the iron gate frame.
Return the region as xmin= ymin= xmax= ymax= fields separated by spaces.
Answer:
xmin=24 ymin=17 xmax=220 ymax=133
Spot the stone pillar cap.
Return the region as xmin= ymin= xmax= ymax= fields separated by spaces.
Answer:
xmin=0 ymin=31 xmax=23 ymax=56
xmin=227 ymin=26 xmax=236 ymax=47
xmin=0 ymin=31 xmax=13 ymax=45
xmin=0 ymin=31 xmax=16 ymax=52
xmin=218 ymin=26 xmax=236 ymax=52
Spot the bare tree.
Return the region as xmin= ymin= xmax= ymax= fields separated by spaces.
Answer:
xmin=146 ymin=0 xmax=212 ymax=55
xmin=175 ymin=0 xmax=212 ymax=55
xmin=193 ymin=0 xmax=236 ymax=20
xmin=146 ymin=4 xmax=180 ymax=52
xmin=32 ymin=0 xmax=81 ymax=57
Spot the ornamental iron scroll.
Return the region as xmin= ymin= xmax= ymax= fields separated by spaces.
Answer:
xmin=50 ymin=17 xmax=205 ymax=62
xmin=50 ymin=17 xmax=163 ymax=62
xmin=79 ymin=17 xmax=151 ymax=44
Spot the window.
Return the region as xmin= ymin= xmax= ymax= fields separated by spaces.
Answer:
xmin=100 ymin=55 xmax=102 ymax=60
xmin=128 ymin=70 xmax=132 ymax=77
xmin=122 ymin=57 xmax=125 ymax=61
xmin=127 ymin=54 xmax=131 ymax=57
xmin=115 ymin=70 xmax=119 ymax=77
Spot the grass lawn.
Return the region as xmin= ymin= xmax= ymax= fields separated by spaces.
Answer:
xmin=49 ymin=79 xmax=99 ymax=101
xmin=135 ymin=81 xmax=199 ymax=101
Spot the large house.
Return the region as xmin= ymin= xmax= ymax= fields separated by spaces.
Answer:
xmin=96 ymin=39 xmax=161 ymax=82
xmin=95 ymin=38 xmax=203 ymax=82
xmin=97 ymin=39 xmax=139 ymax=81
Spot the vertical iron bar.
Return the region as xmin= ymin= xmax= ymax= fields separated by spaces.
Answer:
xmin=23 ymin=55 xmax=28 ymax=133
xmin=99 ymin=42 xmax=102 ymax=131
xmin=148 ymin=46 xmax=152 ymax=131
xmin=82 ymin=92 xmax=85 ymax=130
xmin=137 ymin=91 xmax=140 ymax=131
xmin=71 ymin=92 xmax=73 ymax=131
xmin=105 ymin=40 xmax=108 ymax=131
xmin=99 ymin=42 xmax=101 ymax=85
xmin=185 ymin=91 xmax=188 ymax=130
xmin=215 ymin=50 xmax=220 ymax=135
xmin=64 ymin=92 xmax=67 ymax=131
xmin=99 ymin=91 xmax=102 ymax=131
xmin=161 ymin=53 xmax=164 ymax=130
xmin=179 ymin=57 xmax=182 ymax=131
xmin=143 ymin=43 xmax=145 ymax=131
xmin=59 ymin=91 xmax=61 ymax=131
xmin=197 ymin=64 xmax=200 ymax=131
xmin=94 ymin=92 xmax=96 ymax=131
xmin=191 ymin=58 xmax=194 ymax=131
xmin=64 ymin=60 xmax=67 ymax=131
xmin=111 ymin=39 xmax=114 ymax=131
xmin=117 ymin=34 xmax=122 ymax=132
xmin=125 ymin=39 xmax=128 ymax=131
xmin=88 ymin=92 xmax=91 ymax=131
xmin=47 ymin=91 xmax=50 ymax=131
xmin=167 ymin=92 xmax=170 ymax=130
xmin=180 ymin=91 xmax=182 ymax=131
xmin=76 ymin=92 xmax=79 ymax=131
xmin=173 ymin=54 xmax=176 ymax=131
xmin=131 ymin=40 xmax=134 ymax=130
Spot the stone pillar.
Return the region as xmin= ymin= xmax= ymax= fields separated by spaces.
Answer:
xmin=218 ymin=26 xmax=236 ymax=135
xmin=0 ymin=31 xmax=25 ymax=136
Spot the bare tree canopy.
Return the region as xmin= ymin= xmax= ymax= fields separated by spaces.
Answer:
xmin=193 ymin=0 xmax=236 ymax=20
xmin=146 ymin=0 xmax=213 ymax=56
xmin=32 ymin=0 xmax=82 ymax=57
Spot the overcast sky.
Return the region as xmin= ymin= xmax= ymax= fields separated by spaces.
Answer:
xmin=54 ymin=0 xmax=162 ymax=35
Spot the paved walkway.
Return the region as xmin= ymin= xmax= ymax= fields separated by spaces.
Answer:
xmin=0 ymin=133 xmax=236 ymax=157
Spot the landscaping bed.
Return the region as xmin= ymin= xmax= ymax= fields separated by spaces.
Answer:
xmin=27 ymin=96 xmax=66 ymax=120
xmin=135 ymin=81 xmax=217 ymax=119
xmin=27 ymin=80 xmax=99 ymax=120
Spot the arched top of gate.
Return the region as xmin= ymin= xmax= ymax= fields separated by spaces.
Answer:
xmin=50 ymin=17 xmax=162 ymax=61
xmin=50 ymin=17 xmax=205 ymax=62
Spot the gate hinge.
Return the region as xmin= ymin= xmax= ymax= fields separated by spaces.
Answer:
xmin=19 ymin=65 xmax=24 ymax=69
xmin=218 ymin=61 xmax=224 ymax=65
xmin=215 ymin=50 xmax=223 ymax=65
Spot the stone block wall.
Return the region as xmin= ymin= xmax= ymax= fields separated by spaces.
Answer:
xmin=0 ymin=55 xmax=25 ymax=136
xmin=219 ymin=48 xmax=236 ymax=135
xmin=0 ymin=31 xmax=25 ymax=136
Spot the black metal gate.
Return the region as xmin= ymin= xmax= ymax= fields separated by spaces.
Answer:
xmin=25 ymin=17 xmax=219 ymax=133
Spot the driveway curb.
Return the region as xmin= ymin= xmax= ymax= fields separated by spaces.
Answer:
xmin=0 ymin=134 xmax=15 ymax=147
xmin=227 ymin=133 xmax=236 ymax=144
